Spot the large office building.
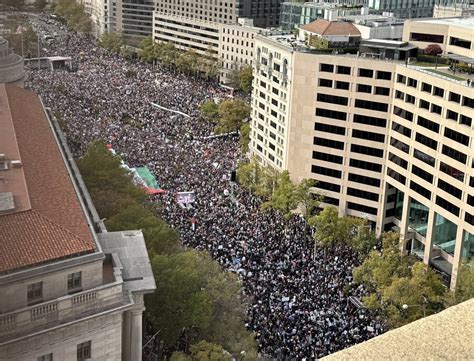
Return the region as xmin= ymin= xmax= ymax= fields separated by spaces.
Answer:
xmin=249 ymin=20 xmax=474 ymax=289
xmin=368 ymin=0 xmax=435 ymax=18
xmin=0 ymin=83 xmax=155 ymax=360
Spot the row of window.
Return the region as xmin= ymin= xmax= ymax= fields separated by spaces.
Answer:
xmin=319 ymin=63 xmax=392 ymax=80
xmin=37 ymin=341 xmax=91 ymax=361
xmin=27 ymin=272 xmax=82 ymax=305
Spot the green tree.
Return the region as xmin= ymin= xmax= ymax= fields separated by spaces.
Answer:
xmin=189 ymin=341 xmax=231 ymax=361
xmin=236 ymin=157 xmax=273 ymax=197
xmin=307 ymin=35 xmax=329 ymax=49
xmin=216 ymin=99 xmax=250 ymax=133
xmin=228 ymin=67 xmax=240 ymax=89
xmin=146 ymin=251 xmax=256 ymax=353
xmin=157 ymin=42 xmax=179 ymax=68
xmin=261 ymin=171 xmax=297 ymax=217
xmin=98 ymin=31 xmax=126 ymax=54
xmin=76 ymin=140 xmax=146 ymax=219
xmin=139 ymin=36 xmax=159 ymax=63
xmin=200 ymin=101 xmax=219 ymax=121
xmin=169 ymin=352 xmax=191 ymax=361
xmin=239 ymin=65 xmax=253 ymax=93
xmin=450 ymin=260 xmax=474 ymax=305
xmin=353 ymin=232 xmax=446 ymax=328
xmin=239 ymin=122 xmax=250 ymax=153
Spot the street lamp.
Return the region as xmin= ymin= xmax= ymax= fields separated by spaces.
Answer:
xmin=402 ymin=297 xmax=427 ymax=318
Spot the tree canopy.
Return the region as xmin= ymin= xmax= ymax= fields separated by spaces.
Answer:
xmin=54 ymin=0 xmax=93 ymax=36
xmin=215 ymin=98 xmax=250 ymax=134
xmin=98 ymin=32 xmax=126 ymax=54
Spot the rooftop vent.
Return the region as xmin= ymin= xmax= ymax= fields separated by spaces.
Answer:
xmin=11 ymin=160 xmax=22 ymax=168
xmin=0 ymin=192 xmax=15 ymax=213
xmin=0 ymin=161 xmax=8 ymax=171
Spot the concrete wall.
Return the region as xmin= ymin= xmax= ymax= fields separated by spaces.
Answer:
xmin=0 ymin=311 xmax=123 ymax=361
xmin=0 ymin=260 xmax=103 ymax=314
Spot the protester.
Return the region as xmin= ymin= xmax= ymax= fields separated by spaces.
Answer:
xmin=27 ymin=20 xmax=383 ymax=359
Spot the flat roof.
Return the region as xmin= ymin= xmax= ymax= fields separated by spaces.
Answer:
xmin=0 ymin=84 xmax=96 ymax=273
xmin=414 ymin=17 xmax=474 ymax=30
xmin=323 ymin=298 xmax=474 ymax=360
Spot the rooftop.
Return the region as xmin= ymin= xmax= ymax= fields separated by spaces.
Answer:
xmin=302 ymin=19 xmax=361 ymax=36
xmin=0 ymin=84 xmax=96 ymax=274
xmin=412 ymin=16 xmax=474 ymax=30
xmin=322 ymin=298 xmax=474 ymax=360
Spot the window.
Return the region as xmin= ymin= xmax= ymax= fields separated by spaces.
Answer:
xmin=421 ymin=83 xmax=432 ymax=93
xmin=355 ymin=99 xmax=388 ymax=112
xmin=407 ymin=78 xmax=418 ymax=88
xmin=314 ymin=137 xmax=344 ymax=150
xmin=387 ymin=167 xmax=406 ymax=185
xmin=392 ymin=121 xmax=412 ymax=138
xmin=317 ymin=93 xmax=348 ymax=106
xmin=351 ymin=144 xmax=384 ymax=158
xmin=405 ymin=94 xmax=415 ymax=104
xmin=353 ymin=114 xmax=386 ymax=127
xmin=77 ymin=341 xmax=91 ymax=361
xmin=390 ymin=137 xmax=409 ymax=154
xmin=313 ymin=151 xmax=343 ymax=164
xmin=376 ymin=87 xmax=390 ymax=96
xmin=27 ymin=282 xmax=43 ymax=305
xmin=431 ymin=104 xmax=442 ymax=115
xmin=397 ymin=74 xmax=406 ymax=84
xmin=349 ymin=158 xmax=382 ymax=172
xmin=415 ymin=132 xmax=438 ymax=150
xmin=320 ymin=63 xmax=334 ymax=72
xmin=410 ymin=32 xmax=443 ymax=43
xmin=314 ymin=122 xmax=345 ymax=136
xmin=389 ymin=152 xmax=408 ymax=169
xmin=311 ymin=165 xmax=342 ymax=179
xmin=38 ymin=354 xmax=53 ymax=361
xmin=336 ymin=81 xmax=350 ymax=90
xmin=395 ymin=90 xmax=405 ymax=100
xmin=433 ymin=86 xmax=444 ymax=98
xmin=359 ymin=68 xmax=373 ymax=78
xmin=315 ymin=108 xmax=346 ymax=121
xmin=352 ymin=129 xmax=385 ymax=143
xmin=442 ymin=144 xmax=467 ymax=164
xmin=440 ymin=161 xmax=464 ymax=182
xmin=323 ymin=196 xmax=340 ymax=206
xmin=450 ymin=36 xmax=471 ymax=49
xmin=414 ymin=149 xmax=435 ymax=167
xmin=68 ymin=272 xmax=82 ymax=292
xmin=412 ymin=164 xmax=433 ymax=183
xmin=447 ymin=110 xmax=458 ymax=122
xmin=449 ymin=92 xmax=461 ymax=103
xmin=419 ymin=99 xmax=430 ymax=110
xmin=460 ymin=114 xmax=472 ymax=127
xmin=438 ymin=179 xmax=462 ymax=199
xmin=315 ymin=180 xmax=341 ymax=193
xmin=436 ymin=196 xmax=460 ymax=217
xmin=444 ymin=127 xmax=469 ymax=146
xmin=463 ymin=96 xmax=474 ymax=108
xmin=417 ymin=116 xmax=439 ymax=133
xmin=357 ymin=84 xmax=372 ymax=93
xmin=319 ymin=78 xmax=332 ymax=87
xmin=347 ymin=202 xmax=377 ymax=215
xmin=347 ymin=187 xmax=379 ymax=202
xmin=348 ymin=173 xmax=380 ymax=187
xmin=376 ymin=71 xmax=391 ymax=80
xmin=337 ymin=65 xmax=351 ymax=75
xmin=393 ymin=106 xmax=413 ymax=121
xmin=410 ymin=181 xmax=432 ymax=200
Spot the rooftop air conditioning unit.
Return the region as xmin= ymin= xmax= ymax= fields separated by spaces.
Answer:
xmin=11 ymin=160 xmax=22 ymax=168
xmin=0 ymin=161 xmax=8 ymax=171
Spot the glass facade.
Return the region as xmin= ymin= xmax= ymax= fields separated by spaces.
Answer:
xmin=408 ymin=198 xmax=429 ymax=236
xmin=394 ymin=189 xmax=404 ymax=220
xmin=461 ymin=231 xmax=474 ymax=260
xmin=433 ymin=213 xmax=457 ymax=256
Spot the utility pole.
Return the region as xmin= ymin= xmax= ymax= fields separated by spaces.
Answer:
xmin=37 ymin=35 xmax=40 ymax=71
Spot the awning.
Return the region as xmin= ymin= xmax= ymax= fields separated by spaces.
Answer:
xmin=442 ymin=53 xmax=474 ymax=65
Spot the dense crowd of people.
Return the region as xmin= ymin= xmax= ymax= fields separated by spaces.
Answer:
xmin=27 ymin=18 xmax=384 ymax=359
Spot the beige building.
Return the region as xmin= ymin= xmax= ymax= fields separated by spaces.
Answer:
xmin=250 ymin=28 xmax=474 ymax=290
xmin=219 ymin=20 xmax=261 ymax=84
xmin=433 ymin=3 xmax=474 ymax=18
xmin=403 ymin=17 xmax=474 ymax=55
xmin=0 ymin=84 xmax=155 ymax=360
